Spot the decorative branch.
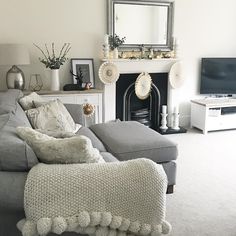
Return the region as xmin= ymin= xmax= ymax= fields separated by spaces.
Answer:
xmin=52 ymin=43 xmax=55 ymax=58
xmin=33 ymin=43 xmax=49 ymax=62
xmin=34 ymin=43 xmax=71 ymax=70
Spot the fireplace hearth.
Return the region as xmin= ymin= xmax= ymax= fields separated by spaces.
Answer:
xmin=116 ymin=73 xmax=168 ymax=131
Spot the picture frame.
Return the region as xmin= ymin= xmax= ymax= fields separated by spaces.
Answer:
xmin=71 ymin=58 xmax=95 ymax=88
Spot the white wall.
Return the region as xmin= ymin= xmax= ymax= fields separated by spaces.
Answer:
xmin=0 ymin=0 xmax=106 ymax=90
xmin=1 ymin=0 xmax=236 ymax=126
xmin=174 ymin=0 xmax=236 ymax=125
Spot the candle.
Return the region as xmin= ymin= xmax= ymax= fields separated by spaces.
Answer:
xmin=104 ymin=34 xmax=109 ymax=45
xmin=174 ymin=105 xmax=179 ymax=114
xmin=162 ymin=105 xmax=167 ymax=114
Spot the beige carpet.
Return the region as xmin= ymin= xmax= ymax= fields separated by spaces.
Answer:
xmin=166 ymin=129 xmax=236 ymax=236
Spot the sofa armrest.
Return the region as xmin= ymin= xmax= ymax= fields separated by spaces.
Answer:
xmin=0 ymin=171 xmax=27 ymax=211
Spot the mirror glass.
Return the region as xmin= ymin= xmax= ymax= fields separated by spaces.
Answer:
xmin=108 ymin=0 xmax=174 ymax=50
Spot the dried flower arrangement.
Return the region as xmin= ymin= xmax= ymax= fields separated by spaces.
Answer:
xmin=34 ymin=43 xmax=71 ymax=69
xmin=108 ymin=34 xmax=126 ymax=50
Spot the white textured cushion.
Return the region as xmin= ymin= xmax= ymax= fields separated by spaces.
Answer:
xmin=35 ymin=129 xmax=75 ymax=138
xmin=26 ymin=100 xmax=81 ymax=133
xmin=16 ymin=127 xmax=105 ymax=164
xmin=34 ymin=99 xmax=81 ymax=133
xmin=19 ymin=92 xmax=45 ymax=110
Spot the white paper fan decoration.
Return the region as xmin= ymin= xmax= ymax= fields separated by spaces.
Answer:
xmin=98 ymin=62 xmax=120 ymax=84
xmin=169 ymin=61 xmax=184 ymax=89
xmin=135 ymin=72 xmax=152 ymax=100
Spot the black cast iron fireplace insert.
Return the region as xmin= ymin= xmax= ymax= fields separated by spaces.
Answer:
xmin=116 ymin=73 xmax=168 ymax=131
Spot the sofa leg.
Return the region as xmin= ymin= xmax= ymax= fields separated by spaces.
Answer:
xmin=167 ymin=185 xmax=174 ymax=194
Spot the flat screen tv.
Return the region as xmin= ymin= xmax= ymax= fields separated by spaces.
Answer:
xmin=200 ymin=58 xmax=236 ymax=95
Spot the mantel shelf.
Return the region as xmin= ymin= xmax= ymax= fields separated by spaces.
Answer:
xmin=102 ymin=58 xmax=178 ymax=62
xmin=101 ymin=58 xmax=179 ymax=74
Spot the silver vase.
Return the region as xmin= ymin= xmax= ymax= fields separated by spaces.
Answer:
xmin=6 ymin=65 xmax=25 ymax=90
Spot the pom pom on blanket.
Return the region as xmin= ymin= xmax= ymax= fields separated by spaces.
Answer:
xmin=37 ymin=218 xmax=52 ymax=235
xmin=52 ymin=217 xmax=67 ymax=234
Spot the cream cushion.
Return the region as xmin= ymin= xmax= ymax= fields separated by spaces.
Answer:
xmin=26 ymin=100 xmax=81 ymax=133
xmin=16 ymin=127 xmax=105 ymax=164
xmin=35 ymin=129 xmax=75 ymax=138
xmin=19 ymin=92 xmax=45 ymax=110
xmin=33 ymin=99 xmax=81 ymax=133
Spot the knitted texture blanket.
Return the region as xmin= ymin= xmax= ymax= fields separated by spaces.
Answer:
xmin=17 ymin=158 xmax=171 ymax=236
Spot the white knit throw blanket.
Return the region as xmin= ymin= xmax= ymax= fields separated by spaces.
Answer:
xmin=17 ymin=158 xmax=171 ymax=236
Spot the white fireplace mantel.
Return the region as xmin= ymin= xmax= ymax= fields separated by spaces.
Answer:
xmin=103 ymin=58 xmax=179 ymax=123
xmin=102 ymin=58 xmax=178 ymax=74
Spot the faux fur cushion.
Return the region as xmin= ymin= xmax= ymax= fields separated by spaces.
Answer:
xmin=26 ymin=100 xmax=81 ymax=133
xmin=19 ymin=92 xmax=45 ymax=110
xmin=16 ymin=127 xmax=105 ymax=164
xmin=35 ymin=129 xmax=75 ymax=138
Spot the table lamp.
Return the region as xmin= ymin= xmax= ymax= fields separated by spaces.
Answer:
xmin=0 ymin=44 xmax=30 ymax=90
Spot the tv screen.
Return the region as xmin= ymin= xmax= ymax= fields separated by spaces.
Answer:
xmin=200 ymin=58 xmax=236 ymax=95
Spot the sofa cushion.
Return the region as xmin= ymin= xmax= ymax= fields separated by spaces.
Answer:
xmin=0 ymin=113 xmax=38 ymax=171
xmin=16 ymin=127 xmax=104 ymax=164
xmin=100 ymin=152 xmax=119 ymax=162
xmin=18 ymin=91 xmax=45 ymax=110
xmin=26 ymin=100 xmax=80 ymax=133
xmin=77 ymin=127 xmax=106 ymax=152
xmin=0 ymin=89 xmax=23 ymax=115
xmin=90 ymin=121 xmax=178 ymax=163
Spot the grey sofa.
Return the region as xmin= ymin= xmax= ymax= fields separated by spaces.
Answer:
xmin=0 ymin=89 xmax=178 ymax=236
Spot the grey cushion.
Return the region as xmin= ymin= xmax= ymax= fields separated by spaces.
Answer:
xmin=77 ymin=127 xmax=106 ymax=152
xmin=100 ymin=152 xmax=119 ymax=162
xmin=0 ymin=89 xmax=23 ymax=115
xmin=90 ymin=121 xmax=178 ymax=163
xmin=0 ymin=109 xmax=38 ymax=172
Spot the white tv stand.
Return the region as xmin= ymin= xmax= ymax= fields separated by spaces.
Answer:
xmin=191 ymin=98 xmax=236 ymax=134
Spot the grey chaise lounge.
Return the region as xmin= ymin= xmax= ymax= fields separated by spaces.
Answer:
xmin=0 ymin=89 xmax=178 ymax=236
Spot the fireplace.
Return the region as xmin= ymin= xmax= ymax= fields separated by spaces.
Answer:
xmin=116 ymin=73 xmax=168 ymax=130
xmin=103 ymin=59 xmax=178 ymax=124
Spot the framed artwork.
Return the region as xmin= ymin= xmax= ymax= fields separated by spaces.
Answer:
xmin=71 ymin=58 xmax=95 ymax=88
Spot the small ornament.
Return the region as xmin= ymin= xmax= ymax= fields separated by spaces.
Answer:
xmin=103 ymin=34 xmax=109 ymax=59
xmin=70 ymin=68 xmax=83 ymax=89
xmin=169 ymin=62 xmax=184 ymax=89
xmin=98 ymin=62 xmax=120 ymax=84
xmin=29 ymin=74 xmax=43 ymax=91
xmin=135 ymin=72 xmax=152 ymax=100
xmin=140 ymin=45 xmax=146 ymax=59
xmin=148 ymin=48 xmax=154 ymax=59
xmin=83 ymin=103 xmax=95 ymax=117
xmin=85 ymin=82 xmax=92 ymax=90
